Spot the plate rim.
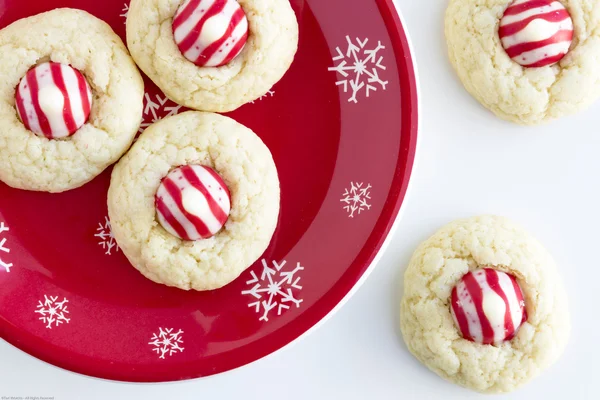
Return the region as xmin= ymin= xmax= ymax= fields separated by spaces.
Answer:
xmin=0 ymin=0 xmax=420 ymax=383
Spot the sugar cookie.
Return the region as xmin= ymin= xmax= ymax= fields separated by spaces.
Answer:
xmin=126 ymin=0 xmax=298 ymax=112
xmin=0 ymin=9 xmax=144 ymax=192
xmin=400 ymin=216 xmax=570 ymax=393
xmin=445 ymin=0 xmax=600 ymax=124
xmin=108 ymin=111 xmax=280 ymax=291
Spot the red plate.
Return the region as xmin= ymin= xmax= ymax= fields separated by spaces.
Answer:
xmin=0 ymin=0 xmax=417 ymax=382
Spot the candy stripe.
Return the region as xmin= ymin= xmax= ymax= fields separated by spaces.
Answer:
xmin=511 ymin=274 xmax=528 ymax=324
xmin=224 ymin=31 xmax=248 ymax=64
xmin=485 ymin=269 xmax=515 ymax=342
xmin=455 ymin=280 xmax=484 ymax=343
xmin=499 ymin=10 xmax=570 ymax=37
xmin=502 ymin=30 xmax=572 ymax=57
xmin=156 ymin=195 xmax=189 ymax=239
xmin=463 ymin=272 xmax=496 ymax=344
xmin=172 ymin=0 xmax=204 ymax=33
xmin=158 ymin=186 xmax=204 ymax=240
xmin=499 ymin=0 xmax=573 ymax=68
xmin=205 ymin=165 xmax=231 ymax=199
xmin=15 ymin=62 xmax=92 ymax=138
xmin=155 ymin=165 xmax=231 ymax=241
xmin=182 ymin=164 xmax=229 ymax=223
xmin=76 ymin=70 xmax=92 ymax=123
xmin=178 ymin=0 xmax=227 ymax=55
xmin=27 ymin=69 xmax=53 ymax=138
xmin=173 ymin=0 xmax=248 ymax=67
xmin=502 ymin=2 xmax=565 ymax=25
xmin=519 ymin=47 xmax=568 ymax=67
xmin=63 ymin=66 xmax=85 ymax=128
xmin=163 ymin=178 xmax=212 ymax=238
xmin=15 ymin=87 xmax=30 ymax=131
xmin=37 ymin=64 xmax=69 ymax=136
xmin=504 ymin=0 xmax=556 ymax=16
xmin=451 ymin=286 xmax=473 ymax=341
xmin=183 ymin=0 xmax=235 ymax=62
xmin=18 ymin=79 xmax=43 ymax=135
xmin=50 ymin=63 xmax=77 ymax=134
xmin=473 ymin=270 xmax=506 ymax=344
xmin=195 ymin=7 xmax=246 ymax=65
xmin=451 ymin=269 xmax=527 ymax=345
xmin=214 ymin=15 xmax=249 ymax=66
xmin=496 ymin=272 xmax=521 ymax=340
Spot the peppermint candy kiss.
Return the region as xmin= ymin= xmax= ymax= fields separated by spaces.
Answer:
xmin=155 ymin=165 xmax=231 ymax=241
xmin=499 ymin=0 xmax=574 ymax=68
xmin=172 ymin=0 xmax=249 ymax=67
xmin=451 ymin=268 xmax=527 ymax=345
xmin=15 ymin=62 xmax=92 ymax=139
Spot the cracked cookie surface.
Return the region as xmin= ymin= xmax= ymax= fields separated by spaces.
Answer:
xmin=400 ymin=215 xmax=570 ymax=393
xmin=0 ymin=8 xmax=144 ymax=192
xmin=108 ymin=111 xmax=280 ymax=291
xmin=445 ymin=0 xmax=600 ymax=125
xmin=126 ymin=0 xmax=298 ymax=112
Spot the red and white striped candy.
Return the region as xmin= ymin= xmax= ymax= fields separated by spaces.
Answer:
xmin=172 ymin=0 xmax=249 ymax=67
xmin=499 ymin=0 xmax=574 ymax=68
xmin=15 ymin=62 xmax=92 ymax=139
xmin=451 ymin=268 xmax=527 ymax=345
xmin=155 ymin=165 xmax=231 ymax=241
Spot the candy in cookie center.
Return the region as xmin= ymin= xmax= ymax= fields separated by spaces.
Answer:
xmin=450 ymin=268 xmax=527 ymax=345
xmin=499 ymin=0 xmax=574 ymax=68
xmin=15 ymin=62 xmax=92 ymax=139
xmin=155 ymin=165 xmax=231 ymax=241
xmin=172 ymin=0 xmax=249 ymax=67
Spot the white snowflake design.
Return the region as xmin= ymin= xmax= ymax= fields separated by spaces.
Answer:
xmin=242 ymin=259 xmax=303 ymax=322
xmin=249 ymin=90 xmax=275 ymax=104
xmin=0 ymin=222 xmax=12 ymax=273
xmin=140 ymin=92 xmax=183 ymax=133
xmin=35 ymin=295 xmax=70 ymax=329
xmin=328 ymin=36 xmax=388 ymax=103
xmin=95 ymin=216 xmax=119 ymax=255
xmin=340 ymin=182 xmax=372 ymax=218
xmin=120 ymin=3 xmax=129 ymax=23
xmin=149 ymin=328 xmax=185 ymax=359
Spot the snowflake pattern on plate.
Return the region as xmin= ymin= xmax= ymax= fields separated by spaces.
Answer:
xmin=35 ymin=295 xmax=70 ymax=329
xmin=242 ymin=259 xmax=303 ymax=322
xmin=149 ymin=328 xmax=185 ymax=359
xmin=340 ymin=182 xmax=372 ymax=218
xmin=329 ymin=36 xmax=388 ymax=103
xmin=139 ymin=92 xmax=183 ymax=133
xmin=248 ymin=90 xmax=275 ymax=104
xmin=95 ymin=216 xmax=119 ymax=255
xmin=0 ymin=222 xmax=12 ymax=273
xmin=120 ymin=3 xmax=129 ymax=23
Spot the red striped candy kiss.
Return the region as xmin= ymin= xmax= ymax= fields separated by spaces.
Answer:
xmin=15 ymin=62 xmax=92 ymax=139
xmin=499 ymin=0 xmax=574 ymax=68
xmin=155 ymin=165 xmax=232 ymax=241
xmin=172 ymin=0 xmax=249 ymax=67
xmin=450 ymin=268 xmax=527 ymax=345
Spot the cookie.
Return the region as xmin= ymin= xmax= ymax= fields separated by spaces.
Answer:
xmin=445 ymin=0 xmax=600 ymax=125
xmin=0 ymin=8 xmax=144 ymax=192
xmin=108 ymin=111 xmax=280 ymax=291
xmin=126 ymin=0 xmax=299 ymax=113
xmin=399 ymin=216 xmax=570 ymax=393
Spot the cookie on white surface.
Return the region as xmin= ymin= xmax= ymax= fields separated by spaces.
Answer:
xmin=445 ymin=0 xmax=600 ymax=125
xmin=400 ymin=215 xmax=570 ymax=393
xmin=126 ymin=0 xmax=299 ymax=113
xmin=0 ymin=8 xmax=144 ymax=192
xmin=108 ymin=111 xmax=280 ymax=291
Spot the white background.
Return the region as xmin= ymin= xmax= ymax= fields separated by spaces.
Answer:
xmin=1 ymin=0 xmax=598 ymax=398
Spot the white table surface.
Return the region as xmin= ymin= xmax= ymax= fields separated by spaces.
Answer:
xmin=2 ymin=0 xmax=599 ymax=398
